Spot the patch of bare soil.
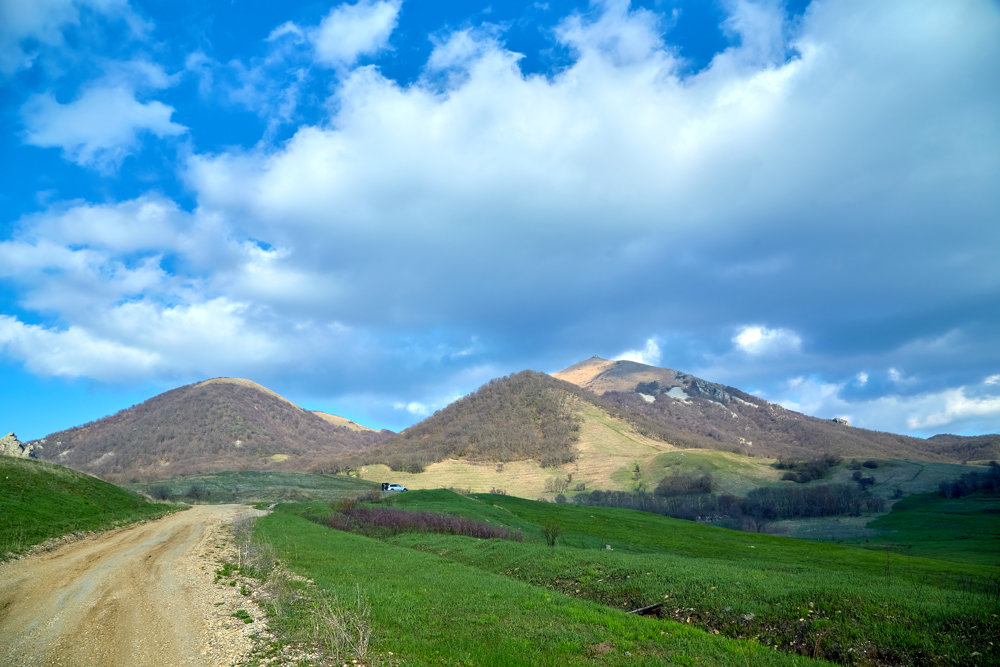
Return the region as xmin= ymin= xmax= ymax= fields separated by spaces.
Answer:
xmin=0 ymin=504 xmax=266 ymax=666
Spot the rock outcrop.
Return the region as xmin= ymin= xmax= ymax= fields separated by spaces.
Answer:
xmin=0 ymin=432 xmax=39 ymax=458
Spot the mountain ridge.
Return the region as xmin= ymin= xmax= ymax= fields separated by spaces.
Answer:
xmin=26 ymin=361 xmax=998 ymax=485
xmin=553 ymin=357 xmax=998 ymax=463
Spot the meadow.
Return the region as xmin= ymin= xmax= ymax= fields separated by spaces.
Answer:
xmin=244 ymin=488 xmax=999 ymax=665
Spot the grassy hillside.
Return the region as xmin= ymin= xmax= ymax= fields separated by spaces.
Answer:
xmin=0 ymin=456 xmax=173 ymax=560
xmin=248 ymin=489 xmax=998 ymax=665
xmin=844 ymin=492 xmax=1000 ymax=565
xmin=252 ymin=504 xmax=816 ymax=665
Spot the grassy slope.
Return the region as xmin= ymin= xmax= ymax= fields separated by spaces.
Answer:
xmin=346 ymin=490 xmax=998 ymax=665
xmin=0 ymin=456 xmax=173 ymax=559
xmin=257 ymin=507 xmax=817 ymax=666
xmin=844 ymin=492 xmax=1000 ymax=565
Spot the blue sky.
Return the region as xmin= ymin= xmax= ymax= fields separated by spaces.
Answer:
xmin=1 ymin=0 xmax=998 ymax=442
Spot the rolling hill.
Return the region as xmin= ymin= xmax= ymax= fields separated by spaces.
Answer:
xmin=31 ymin=378 xmax=392 ymax=482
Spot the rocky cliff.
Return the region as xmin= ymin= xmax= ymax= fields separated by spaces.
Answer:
xmin=0 ymin=433 xmax=39 ymax=458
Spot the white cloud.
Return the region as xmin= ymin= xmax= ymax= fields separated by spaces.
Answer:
xmin=616 ymin=338 xmax=662 ymax=366
xmin=426 ymin=28 xmax=502 ymax=73
xmin=22 ymin=84 xmax=185 ymax=168
xmin=906 ymin=389 xmax=1000 ymax=432
xmin=313 ymin=0 xmax=401 ymax=67
xmin=0 ymin=0 xmax=142 ymax=75
xmin=0 ymin=315 xmax=160 ymax=380
xmin=394 ymin=401 xmax=430 ymax=417
xmin=556 ymin=0 xmax=668 ymax=66
xmin=765 ymin=374 xmax=1000 ymax=437
xmin=268 ymin=21 xmax=305 ymax=43
xmin=3 ymin=1 xmax=999 ymax=436
xmin=718 ymin=0 xmax=788 ymax=68
xmin=733 ymin=326 xmax=802 ymax=356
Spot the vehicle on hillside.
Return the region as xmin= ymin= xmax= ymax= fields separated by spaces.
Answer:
xmin=382 ymin=482 xmax=408 ymax=492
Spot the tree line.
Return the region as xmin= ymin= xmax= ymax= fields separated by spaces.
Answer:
xmin=574 ymin=472 xmax=884 ymax=532
xmin=939 ymin=461 xmax=1000 ymax=498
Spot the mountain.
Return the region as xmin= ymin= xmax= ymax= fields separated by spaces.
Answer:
xmin=361 ymin=371 xmax=593 ymax=472
xmin=345 ymin=357 xmax=996 ymax=502
xmin=553 ymin=357 xmax=998 ymax=463
xmin=32 ymin=378 xmax=392 ymax=482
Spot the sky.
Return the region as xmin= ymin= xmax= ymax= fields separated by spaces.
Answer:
xmin=1 ymin=0 xmax=999 ymax=442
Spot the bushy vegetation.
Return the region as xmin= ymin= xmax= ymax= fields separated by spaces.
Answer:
xmin=939 ymin=461 xmax=1000 ymax=498
xmin=361 ymin=371 xmax=585 ymax=472
xmin=773 ymin=455 xmax=841 ymax=483
xmin=574 ymin=482 xmax=884 ymax=529
xmin=0 ymin=456 xmax=173 ymax=559
xmin=323 ymin=502 xmax=523 ymax=541
xmin=654 ymin=472 xmax=714 ymax=496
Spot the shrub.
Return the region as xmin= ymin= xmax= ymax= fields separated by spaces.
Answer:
xmin=149 ymin=485 xmax=172 ymax=500
xmin=773 ymin=455 xmax=841 ymax=483
xmin=323 ymin=506 xmax=523 ymax=541
xmin=654 ymin=473 xmax=713 ymax=497
xmin=542 ymin=522 xmax=562 ymax=547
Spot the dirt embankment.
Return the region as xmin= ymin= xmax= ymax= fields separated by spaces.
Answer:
xmin=0 ymin=504 xmax=265 ymax=666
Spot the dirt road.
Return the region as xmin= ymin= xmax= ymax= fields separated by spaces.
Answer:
xmin=0 ymin=504 xmax=264 ymax=666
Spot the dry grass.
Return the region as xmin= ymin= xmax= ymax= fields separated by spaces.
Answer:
xmin=550 ymin=357 xmax=615 ymax=387
xmin=195 ymin=377 xmax=302 ymax=409
xmin=357 ymin=401 xmax=683 ymax=497
xmin=310 ymin=412 xmax=375 ymax=432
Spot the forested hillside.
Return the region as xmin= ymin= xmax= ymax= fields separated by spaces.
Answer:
xmin=357 ymin=371 xmax=591 ymax=472
xmin=33 ymin=379 xmax=391 ymax=481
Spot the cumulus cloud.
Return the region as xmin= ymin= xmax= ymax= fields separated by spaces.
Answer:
xmin=732 ymin=326 xmax=802 ymax=356
xmin=0 ymin=0 xmax=145 ymax=75
xmin=616 ymin=338 xmax=662 ymax=366
xmin=313 ymin=0 xmax=401 ymax=67
xmin=0 ymin=315 xmax=160 ymax=380
xmin=3 ymin=1 xmax=999 ymax=435
xmin=22 ymin=84 xmax=185 ymax=168
xmin=771 ymin=373 xmax=1000 ymax=437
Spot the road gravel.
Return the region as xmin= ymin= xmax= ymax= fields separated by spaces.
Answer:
xmin=0 ymin=504 xmax=266 ymax=666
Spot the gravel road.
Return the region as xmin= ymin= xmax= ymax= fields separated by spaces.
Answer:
xmin=0 ymin=504 xmax=266 ymax=666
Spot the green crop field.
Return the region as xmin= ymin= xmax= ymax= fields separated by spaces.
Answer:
xmin=245 ymin=489 xmax=999 ymax=665
xmin=0 ymin=456 xmax=173 ymax=559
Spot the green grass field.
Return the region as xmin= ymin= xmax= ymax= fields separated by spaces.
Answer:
xmin=248 ymin=489 xmax=999 ymax=665
xmin=0 ymin=456 xmax=173 ymax=559
xmin=844 ymin=492 xmax=1000 ymax=565
xmin=253 ymin=506 xmax=818 ymax=665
